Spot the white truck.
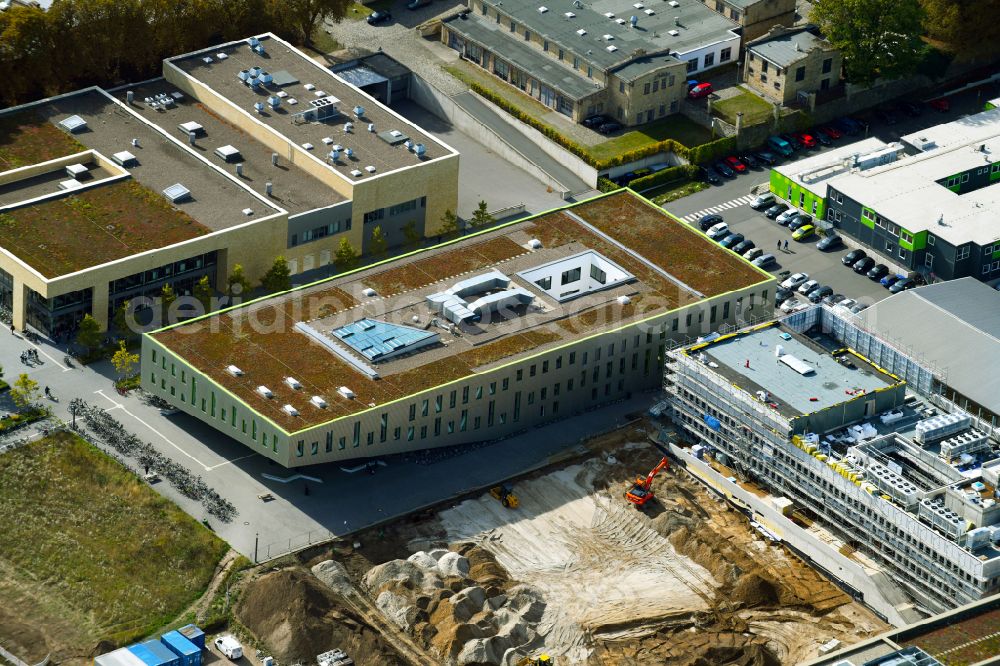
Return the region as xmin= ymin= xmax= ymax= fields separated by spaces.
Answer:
xmin=214 ymin=635 xmax=243 ymax=660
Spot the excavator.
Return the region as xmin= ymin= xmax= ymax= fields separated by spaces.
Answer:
xmin=489 ymin=483 xmax=519 ymax=508
xmin=624 ymin=456 xmax=670 ymax=507
xmin=515 ymin=655 xmax=552 ymax=666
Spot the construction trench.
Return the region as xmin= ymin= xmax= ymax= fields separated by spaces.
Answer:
xmin=235 ymin=421 xmax=888 ymax=665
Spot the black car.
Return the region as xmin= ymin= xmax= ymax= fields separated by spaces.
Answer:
xmin=719 ymin=232 xmax=745 ymax=248
xmin=853 ymin=256 xmax=876 ymax=274
xmin=889 ymin=277 xmax=915 ymax=293
xmin=597 ymin=122 xmax=622 ymax=135
xmin=882 ymin=275 xmax=902 ymax=289
xmin=366 ymin=9 xmax=392 ymax=23
xmin=752 ymin=150 xmax=777 ymax=166
xmin=867 ymin=264 xmax=889 ymax=281
xmin=713 ymin=161 xmax=736 ymax=178
xmin=875 ymin=107 xmax=898 ymax=125
xmin=780 ymin=133 xmax=803 ymax=150
xmin=788 ymin=215 xmax=812 ymax=231
xmin=809 ymin=285 xmax=834 ymax=303
xmin=698 ymin=213 xmax=724 ymax=231
xmin=814 ymin=130 xmax=832 ymax=146
xmin=842 ymin=248 xmax=867 ymax=266
xmin=738 ymin=153 xmax=761 ymax=169
xmin=899 ymin=100 xmax=923 ymax=117
xmin=732 ymin=239 xmax=755 ymax=255
xmin=582 ymin=114 xmax=606 ymax=128
xmin=816 ymin=234 xmax=843 ymax=251
xmin=775 ymin=287 xmax=794 ymax=304
xmin=822 ymin=293 xmax=846 ymax=306
xmin=764 ymin=203 xmax=789 ymax=219
xmin=697 ymin=166 xmax=721 ymax=185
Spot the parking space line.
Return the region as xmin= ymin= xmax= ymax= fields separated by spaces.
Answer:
xmin=93 ymin=389 xmax=212 ymax=471
xmin=205 ymin=453 xmax=257 ymax=471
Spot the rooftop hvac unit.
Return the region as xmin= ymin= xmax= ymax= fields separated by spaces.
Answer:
xmin=915 ymin=412 xmax=971 ymax=444
xmin=577 ymin=28 xmax=587 ymax=35
xmin=669 ymin=0 xmax=679 ymax=5
xmin=668 ymin=29 xmax=679 ymax=36
xmin=226 ymin=365 xmax=243 ymax=376
xmin=329 ymin=150 xmax=340 ymax=162
xmin=112 ymin=150 xmax=138 ymax=167
xmin=217 ymin=52 xmax=228 ymax=60
xmin=322 ymin=136 xmax=333 ymax=145
xmin=338 ymin=386 xmax=356 ymax=399
xmin=65 ymin=163 xmax=88 ymax=179
xmin=564 ymin=11 xmax=575 ymax=17
xmin=202 ymin=55 xmax=213 ymax=64
xmin=282 ymin=404 xmax=298 ymax=416
xmin=285 ymin=377 xmax=302 ymax=390
xmin=302 ymin=142 xmax=314 ymax=150
xmin=414 ymin=143 xmax=426 ymax=156
xmin=255 ymin=44 xmax=266 ymax=55
xmin=254 ymin=101 xmax=265 ymax=113
xmin=162 ymin=183 xmax=191 ymax=203
xmin=257 ymin=386 xmax=273 ymax=398
xmin=310 ymin=396 xmax=328 ymax=409
xmin=268 ymin=95 xmax=281 ymax=109
xmin=344 ymin=147 xmax=354 ymax=158
xmin=344 ymin=122 xmax=354 ymax=133
xmin=365 ymin=165 xmax=376 ymax=173
xmin=238 ymin=69 xmax=250 ymax=81
xmin=215 ymin=145 xmax=242 ymax=163
xmin=353 ymin=105 xmax=365 ymax=117
xmin=644 ymin=8 xmax=655 ymax=14
xmin=178 ymin=121 xmax=205 ymax=136
xmin=350 ymin=169 xmax=363 ymax=178
xmin=604 ymin=11 xmax=614 ymax=17
xmin=59 ymin=115 xmax=87 ymax=133
xmin=538 ymin=5 xmax=548 ymax=11
xmin=260 ymin=72 xmax=273 ymax=85
xmin=367 ymin=123 xmax=375 ymax=132
xmin=247 ymin=36 xmax=261 ymax=48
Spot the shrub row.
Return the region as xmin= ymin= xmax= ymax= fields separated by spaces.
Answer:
xmin=628 ymin=164 xmax=700 ymax=192
xmin=597 ymin=177 xmax=621 ymax=193
xmin=686 ymin=135 xmax=738 ymax=165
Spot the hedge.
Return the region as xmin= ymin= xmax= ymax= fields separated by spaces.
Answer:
xmin=629 ymin=164 xmax=700 ymax=192
xmin=597 ymin=177 xmax=621 ymax=193
xmin=686 ymin=135 xmax=738 ymax=165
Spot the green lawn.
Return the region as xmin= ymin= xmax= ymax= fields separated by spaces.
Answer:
xmin=647 ymin=180 xmax=709 ymax=205
xmin=343 ymin=0 xmax=394 ymax=20
xmin=307 ymin=27 xmax=341 ymax=54
xmin=712 ymin=89 xmax=774 ymax=126
xmin=0 ymin=432 xmax=228 ymax=656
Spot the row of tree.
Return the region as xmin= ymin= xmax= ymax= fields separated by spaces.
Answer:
xmin=812 ymin=0 xmax=1000 ymax=88
xmin=0 ymin=0 xmax=350 ymax=107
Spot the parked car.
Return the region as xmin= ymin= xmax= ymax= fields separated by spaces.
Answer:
xmin=867 ymin=263 xmax=889 ymax=281
xmin=780 ymin=133 xmax=803 ymax=150
xmin=795 ymin=131 xmax=818 ymax=148
xmin=739 ymin=153 xmax=761 ymax=169
xmin=929 ymin=98 xmax=950 ymax=113
xmin=833 ymin=117 xmax=862 ymax=135
xmin=781 ymin=272 xmax=810 ymax=289
xmin=723 ymin=155 xmax=747 ymax=173
xmin=788 ymin=214 xmax=812 ymax=231
xmin=842 ymin=248 xmax=867 ymax=266
xmin=407 ymin=0 xmax=432 ymax=9
xmin=776 ymin=208 xmax=799 ymax=225
xmin=732 ymin=239 xmax=755 ymax=255
xmin=797 ymin=279 xmax=820 ymax=295
xmin=781 ymin=297 xmax=808 ymax=313
xmin=817 ymin=125 xmax=842 ymax=140
xmin=764 ymin=202 xmax=789 ymax=219
xmin=719 ymin=232 xmax=745 ymax=248
xmin=614 ymin=167 xmax=650 ymax=186
xmin=838 ymin=298 xmax=858 ymax=311
xmin=686 ymin=79 xmax=700 ymax=90
xmin=713 ymin=161 xmax=736 ymax=178
xmin=766 ymin=136 xmax=794 ymax=156
xmin=752 ymin=150 xmax=778 ymax=165
xmin=853 ymin=256 xmax=876 ymax=274
xmin=899 ymin=100 xmax=923 ymax=117
xmin=689 ymin=82 xmax=713 ymax=98
xmin=698 ymin=213 xmax=724 ymax=231
xmin=792 ymin=224 xmax=816 ymax=241
xmin=881 ymin=274 xmax=903 ymax=289
xmin=752 ymin=253 xmax=776 ymax=268
xmin=809 ymin=285 xmax=834 ymax=303
xmin=813 ymin=130 xmax=832 ymax=146
xmin=366 ymin=9 xmax=392 ymax=24
xmin=816 ymin=234 xmax=843 ymax=250
xmin=215 ymin=636 xmax=244 ymax=661
xmin=889 ymin=277 xmax=915 ymax=293
xmin=706 ymin=222 xmax=730 ymax=240
xmin=850 ymin=302 xmax=868 ymax=313
xmin=582 ymin=114 xmax=607 ymax=128
xmin=823 ymin=293 xmax=846 ymax=306
xmin=875 ymin=107 xmax=898 ymax=125
xmin=743 ymin=247 xmax=764 ymax=261
xmin=597 ymin=121 xmax=622 ymax=134
xmin=750 ymin=192 xmax=776 ymax=210
xmin=775 ymin=287 xmax=794 ymax=304
xmin=697 ymin=165 xmax=721 ymax=184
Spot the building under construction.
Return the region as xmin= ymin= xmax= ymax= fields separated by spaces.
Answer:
xmin=666 ymin=304 xmax=1000 ymax=615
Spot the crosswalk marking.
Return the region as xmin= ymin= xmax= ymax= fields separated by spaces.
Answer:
xmin=680 ymin=195 xmax=755 ymax=222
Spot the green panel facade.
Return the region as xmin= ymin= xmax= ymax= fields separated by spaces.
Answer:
xmin=769 ymin=170 xmax=825 ymax=219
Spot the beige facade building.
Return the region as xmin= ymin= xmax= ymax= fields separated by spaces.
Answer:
xmin=0 ymin=33 xmax=459 ymax=336
xmin=142 ymin=190 xmax=776 ymax=468
xmin=744 ymin=27 xmax=841 ymax=105
xmin=699 ymin=0 xmax=796 ymax=41
xmin=442 ymin=0 xmax=740 ymax=126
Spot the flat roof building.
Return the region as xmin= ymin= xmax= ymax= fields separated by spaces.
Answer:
xmin=142 ymin=190 xmax=775 ymax=466
xmin=0 ymin=33 xmax=459 ymax=337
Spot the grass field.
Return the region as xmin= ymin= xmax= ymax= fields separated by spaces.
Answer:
xmin=0 ymin=432 xmax=227 ymax=663
xmin=712 ymin=89 xmax=774 ymax=126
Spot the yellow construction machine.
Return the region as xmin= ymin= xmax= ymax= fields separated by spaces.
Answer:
xmin=516 ymin=655 xmax=552 ymax=666
xmin=489 ymin=483 xmax=519 ymax=508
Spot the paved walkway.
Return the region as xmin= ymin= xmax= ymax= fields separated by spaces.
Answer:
xmin=453 ymin=91 xmax=591 ymax=195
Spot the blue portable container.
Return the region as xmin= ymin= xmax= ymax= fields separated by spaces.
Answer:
xmin=161 ymin=631 xmax=202 ymax=666
xmin=177 ymin=625 xmax=205 ymax=651
xmin=129 ymin=640 xmax=180 ymax=666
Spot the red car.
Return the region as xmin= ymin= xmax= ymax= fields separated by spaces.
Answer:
xmin=723 ymin=155 xmax=747 ymax=172
xmin=817 ymin=125 xmax=841 ymax=140
xmin=929 ymin=98 xmax=950 ymax=112
xmin=795 ymin=131 xmax=817 ymax=148
xmin=688 ymin=82 xmax=713 ymax=99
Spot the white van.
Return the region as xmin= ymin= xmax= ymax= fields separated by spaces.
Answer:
xmin=214 ymin=636 xmax=243 ymax=660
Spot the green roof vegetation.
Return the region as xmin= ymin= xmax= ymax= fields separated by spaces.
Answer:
xmin=0 ymin=180 xmax=209 ymax=277
xmin=0 ymin=112 xmax=87 ymax=169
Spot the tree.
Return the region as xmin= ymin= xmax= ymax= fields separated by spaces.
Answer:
xmin=402 ymin=221 xmax=422 ymax=248
xmin=10 ymin=373 xmax=39 ymax=410
xmin=75 ymin=314 xmax=102 ymax=351
xmin=194 ymin=275 xmax=213 ymax=312
xmin=469 ymin=200 xmax=495 ymax=229
xmin=334 ymin=237 xmax=358 ymax=272
xmin=260 ymin=256 xmax=292 ymax=293
xmin=112 ymin=300 xmax=132 ymax=338
xmin=811 ymin=0 xmax=925 ymax=86
xmin=160 ymin=283 xmax=176 ymax=323
xmin=368 ymin=226 xmax=388 ymax=256
xmin=920 ymin=0 xmax=1000 ymax=62
xmin=439 ymin=209 xmax=460 ymax=237
xmin=111 ymin=340 xmax=139 ymax=381
xmin=227 ymin=264 xmax=252 ymax=298
xmin=275 ymin=0 xmax=353 ymax=46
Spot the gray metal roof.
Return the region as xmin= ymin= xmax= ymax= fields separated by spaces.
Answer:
xmin=854 ymin=278 xmax=1000 ymax=416
xmin=446 ymin=16 xmax=601 ymax=100
xmin=748 ymin=30 xmax=830 ymax=68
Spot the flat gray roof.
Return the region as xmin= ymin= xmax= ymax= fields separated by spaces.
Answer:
xmin=697 ymin=325 xmax=895 ymax=418
xmin=124 ymin=80 xmax=345 ymax=215
xmin=748 ymin=30 xmax=831 ymax=68
xmin=446 ymin=17 xmax=600 ymax=100
xmin=168 ymin=35 xmax=454 ymax=180
xmin=854 ymin=278 xmax=1000 ymax=417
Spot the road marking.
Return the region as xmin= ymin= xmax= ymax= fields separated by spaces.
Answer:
xmin=681 ymin=195 xmax=755 ymax=222
xmin=93 ymin=389 xmax=212 ymax=471
xmin=205 ymin=453 xmax=257 ymax=471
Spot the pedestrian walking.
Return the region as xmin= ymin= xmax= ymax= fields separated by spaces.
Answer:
xmin=784 ymin=239 xmax=789 ymax=251
xmin=777 ymin=240 xmax=781 ymax=251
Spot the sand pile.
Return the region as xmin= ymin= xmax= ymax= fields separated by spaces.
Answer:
xmin=236 ymin=568 xmax=405 ymax=666
xmin=362 ymin=549 xmax=544 ymax=665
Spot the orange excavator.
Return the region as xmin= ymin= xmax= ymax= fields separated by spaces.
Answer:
xmin=624 ymin=456 xmax=669 ymax=507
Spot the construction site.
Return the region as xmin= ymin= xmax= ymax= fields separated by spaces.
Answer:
xmin=231 ymin=420 xmax=888 ymax=666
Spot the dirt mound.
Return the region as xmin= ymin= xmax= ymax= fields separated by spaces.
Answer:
xmin=236 ymin=568 xmax=405 ymax=666
xmin=685 ymin=644 xmax=781 ymax=666
xmin=732 ymin=573 xmax=780 ymax=608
